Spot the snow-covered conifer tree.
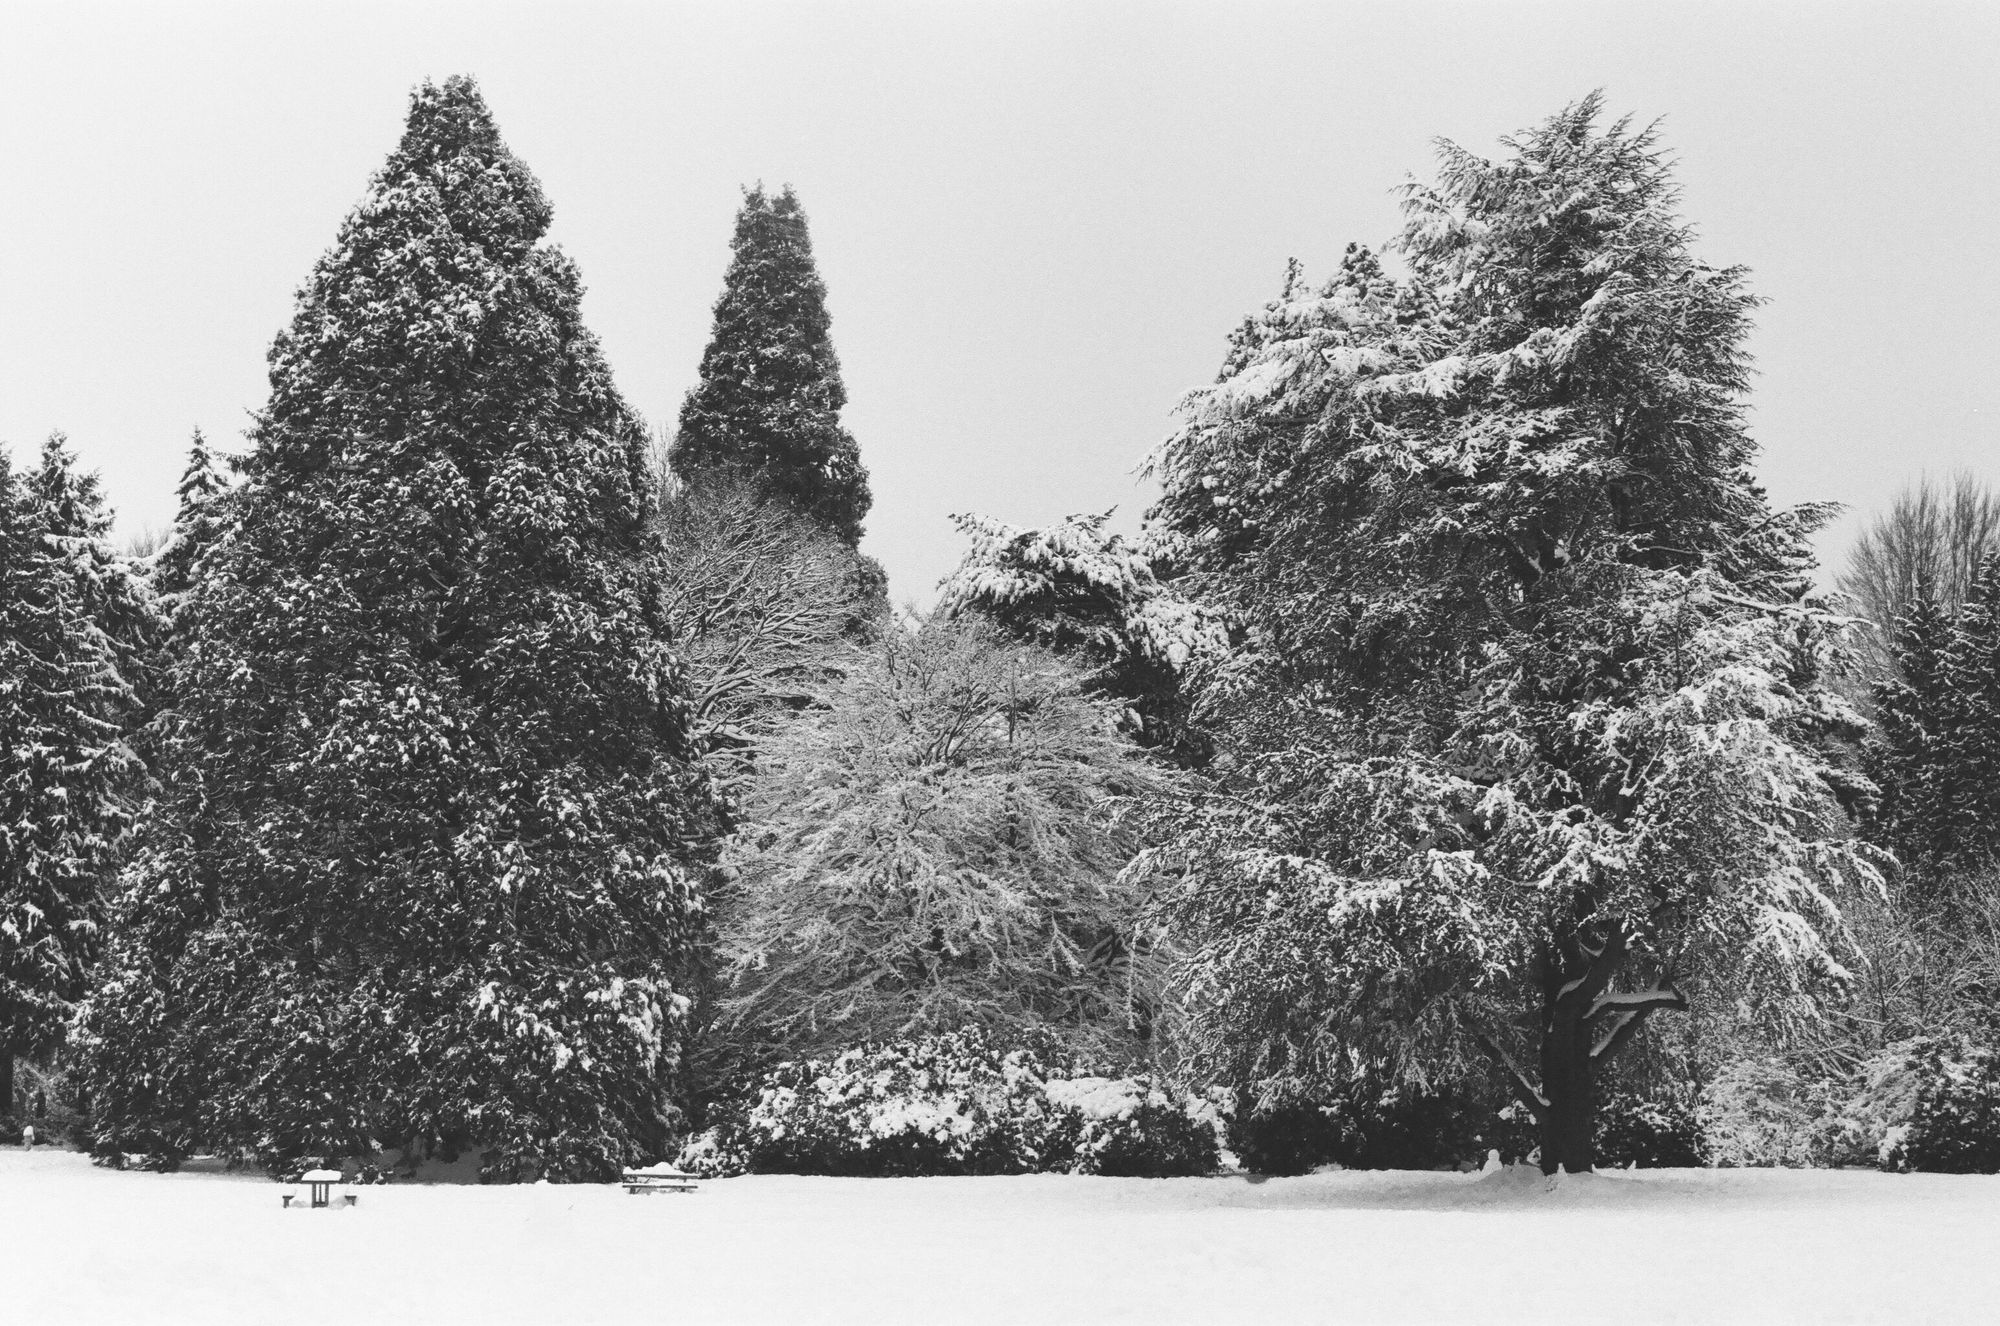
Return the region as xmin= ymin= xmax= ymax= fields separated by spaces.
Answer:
xmin=27 ymin=433 xmax=155 ymax=711
xmin=0 ymin=450 xmax=138 ymax=1114
xmin=1871 ymin=558 xmax=2000 ymax=874
xmin=1139 ymin=95 xmax=1884 ymax=1173
xmin=937 ymin=511 xmax=1225 ymax=760
xmin=671 ymin=186 xmax=872 ymax=545
xmin=1869 ymin=587 xmax=1965 ymax=871
xmin=79 ymin=77 xmax=721 ymax=1178
xmin=147 ymin=429 xmax=230 ymax=626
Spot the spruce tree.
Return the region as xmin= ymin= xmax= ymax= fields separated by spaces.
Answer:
xmin=149 ymin=428 xmax=229 ymax=623
xmin=80 ymin=77 xmax=721 ymax=1178
xmin=0 ymin=450 xmax=137 ymax=1115
xmin=671 ymin=185 xmax=872 ymax=545
xmin=1870 ymin=586 xmax=1962 ymax=868
xmin=27 ymin=432 xmax=155 ymax=712
xmin=1936 ymin=557 xmax=2000 ymax=860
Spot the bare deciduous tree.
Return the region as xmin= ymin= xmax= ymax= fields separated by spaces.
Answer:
xmin=714 ymin=615 xmax=1168 ymax=1067
xmin=1842 ymin=472 xmax=2000 ymax=672
xmin=655 ymin=469 xmax=881 ymax=772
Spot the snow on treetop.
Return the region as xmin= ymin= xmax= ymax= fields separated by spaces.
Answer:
xmin=937 ymin=510 xmax=1227 ymax=675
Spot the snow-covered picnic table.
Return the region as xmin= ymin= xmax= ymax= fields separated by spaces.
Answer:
xmin=282 ymin=1169 xmax=356 ymax=1209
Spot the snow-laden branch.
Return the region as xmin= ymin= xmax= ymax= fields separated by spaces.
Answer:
xmin=1587 ymin=985 xmax=1687 ymax=1062
xmin=1585 ymin=985 xmax=1688 ymax=1021
xmin=1471 ymin=1026 xmax=1547 ymax=1118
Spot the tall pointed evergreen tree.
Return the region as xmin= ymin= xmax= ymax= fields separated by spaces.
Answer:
xmin=670 ymin=185 xmax=872 ymax=545
xmin=149 ymin=428 xmax=230 ymax=624
xmin=80 ymin=77 xmax=721 ymax=1178
xmin=1870 ymin=585 xmax=1963 ymax=868
xmin=1868 ymin=557 xmax=2000 ymax=876
xmin=27 ymin=432 xmax=156 ymax=713
xmin=0 ymin=450 xmax=137 ymax=1114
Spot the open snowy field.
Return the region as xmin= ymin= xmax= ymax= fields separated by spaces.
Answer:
xmin=4 ymin=1149 xmax=1998 ymax=1323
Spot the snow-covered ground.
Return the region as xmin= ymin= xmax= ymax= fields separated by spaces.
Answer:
xmin=5 ymin=1147 xmax=1997 ymax=1323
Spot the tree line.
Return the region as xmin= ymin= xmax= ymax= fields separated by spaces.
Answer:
xmin=5 ymin=79 xmax=1996 ymax=1180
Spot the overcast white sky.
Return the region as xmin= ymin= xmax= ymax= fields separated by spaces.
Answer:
xmin=1 ymin=1 xmax=1995 ymax=603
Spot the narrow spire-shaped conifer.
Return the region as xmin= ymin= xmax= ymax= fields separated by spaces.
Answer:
xmin=671 ymin=185 xmax=872 ymax=545
xmin=149 ymin=428 xmax=229 ymax=618
xmin=0 ymin=450 xmax=137 ymax=1114
xmin=27 ymin=432 xmax=155 ymax=707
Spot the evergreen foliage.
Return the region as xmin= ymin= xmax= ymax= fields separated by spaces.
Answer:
xmin=0 ymin=448 xmax=139 ymax=1113
xmin=1899 ymin=1041 xmax=2000 ymax=1174
xmin=937 ymin=511 xmax=1227 ymax=762
xmin=1137 ymin=94 xmax=1882 ymax=1173
xmin=671 ymin=185 xmax=872 ymax=545
xmin=1867 ymin=560 xmax=2000 ymax=873
xmin=680 ymin=1028 xmax=1217 ymax=1178
xmin=148 ymin=429 xmax=231 ymax=628
xmin=27 ymin=433 xmax=156 ymax=712
xmin=714 ymin=615 xmax=1167 ymax=1071
xmin=78 ymin=77 xmax=721 ymax=1179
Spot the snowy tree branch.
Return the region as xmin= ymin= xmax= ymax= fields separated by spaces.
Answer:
xmin=1470 ymin=1026 xmax=1547 ymax=1118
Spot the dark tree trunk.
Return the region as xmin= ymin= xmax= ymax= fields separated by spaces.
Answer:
xmin=1479 ymin=926 xmax=1688 ymax=1176
xmin=1 ymin=1045 xmax=14 ymax=1120
xmin=1538 ymin=1012 xmax=1597 ymax=1175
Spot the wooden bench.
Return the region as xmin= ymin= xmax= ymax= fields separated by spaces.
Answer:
xmin=621 ymin=1168 xmax=698 ymax=1194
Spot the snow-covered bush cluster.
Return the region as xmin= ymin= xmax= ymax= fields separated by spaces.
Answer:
xmin=677 ymin=1030 xmax=1217 ymax=1179
xmin=1894 ymin=1041 xmax=2000 ymax=1173
xmin=1225 ymin=1081 xmax=1701 ymax=1175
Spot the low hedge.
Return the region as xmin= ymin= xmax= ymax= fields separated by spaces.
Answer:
xmin=677 ymin=1029 xmax=1217 ymax=1179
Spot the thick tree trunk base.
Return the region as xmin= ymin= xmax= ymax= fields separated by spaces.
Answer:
xmin=1539 ymin=1023 xmax=1597 ymax=1175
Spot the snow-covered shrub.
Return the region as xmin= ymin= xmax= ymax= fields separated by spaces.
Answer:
xmin=1898 ymin=1042 xmax=2000 ymax=1174
xmin=1814 ymin=1041 xmax=1931 ymax=1169
xmin=1226 ymin=1100 xmax=1344 ymax=1176
xmin=1228 ymin=1082 xmax=1529 ymax=1174
xmin=677 ymin=1030 xmax=1214 ymax=1179
xmin=1596 ymin=1089 xmax=1706 ymax=1168
xmin=1042 ymin=1076 xmax=1219 ymax=1177
xmin=1700 ymin=1059 xmax=1830 ymax=1167
xmin=1227 ymin=1080 xmax=1698 ymax=1174
xmin=1331 ymin=1086 xmax=1497 ymax=1171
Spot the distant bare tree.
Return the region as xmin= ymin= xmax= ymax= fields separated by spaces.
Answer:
xmin=656 ymin=470 xmax=880 ymax=774
xmin=120 ymin=523 xmax=168 ymax=561
xmin=1841 ymin=471 xmax=2000 ymax=672
xmin=646 ymin=421 xmax=676 ymax=505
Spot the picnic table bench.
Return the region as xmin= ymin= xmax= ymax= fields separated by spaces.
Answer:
xmin=621 ymin=1166 xmax=699 ymax=1194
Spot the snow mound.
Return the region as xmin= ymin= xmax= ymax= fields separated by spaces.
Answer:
xmin=1042 ymin=1076 xmax=1156 ymax=1120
